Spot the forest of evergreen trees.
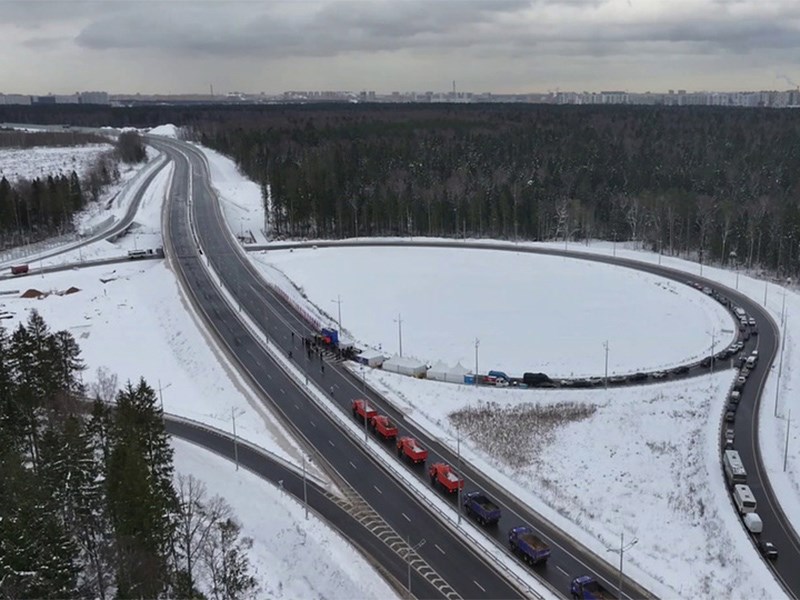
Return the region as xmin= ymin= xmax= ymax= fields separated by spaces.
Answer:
xmin=3 ymin=102 xmax=800 ymax=276
xmin=0 ymin=130 xmax=148 ymax=248
xmin=0 ymin=312 xmax=257 ymax=599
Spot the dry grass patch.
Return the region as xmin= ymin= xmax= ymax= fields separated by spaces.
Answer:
xmin=449 ymin=401 xmax=596 ymax=469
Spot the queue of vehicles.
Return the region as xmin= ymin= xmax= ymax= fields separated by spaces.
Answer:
xmin=345 ymin=395 xmax=617 ymax=594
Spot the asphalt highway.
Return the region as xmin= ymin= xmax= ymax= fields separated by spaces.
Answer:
xmin=152 ymin=137 xmax=530 ymax=600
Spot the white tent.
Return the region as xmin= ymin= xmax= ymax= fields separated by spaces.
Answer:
xmin=428 ymin=361 xmax=470 ymax=384
xmin=355 ymin=348 xmax=385 ymax=367
xmin=382 ymin=355 xmax=428 ymax=378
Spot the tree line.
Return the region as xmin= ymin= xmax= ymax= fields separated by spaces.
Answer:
xmin=4 ymin=102 xmax=800 ymax=276
xmin=0 ymin=130 xmax=148 ymax=248
xmin=0 ymin=311 xmax=257 ymax=599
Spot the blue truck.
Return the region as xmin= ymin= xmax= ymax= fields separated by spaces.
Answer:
xmin=570 ymin=576 xmax=615 ymax=600
xmin=508 ymin=526 xmax=550 ymax=565
xmin=463 ymin=491 xmax=502 ymax=526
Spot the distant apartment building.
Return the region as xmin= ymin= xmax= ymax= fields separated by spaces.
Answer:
xmin=79 ymin=91 xmax=110 ymax=105
xmin=0 ymin=94 xmax=32 ymax=105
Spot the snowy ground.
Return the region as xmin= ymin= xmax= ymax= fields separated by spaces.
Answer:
xmin=188 ymin=145 xmax=789 ymax=597
xmin=173 ymin=438 xmax=398 ymax=600
xmin=252 ymin=245 xmax=735 ymax=378
xmin=0 ymin=143 xmax=113 ymax=182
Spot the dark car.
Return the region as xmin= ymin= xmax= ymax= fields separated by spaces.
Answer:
xmin=725 ymin=410 xmax=736 ymax=423
xmin=672 ymin=365 xmax=690 ymax=374
xmin=609 ymin=375 xmax=627 ymax=384
xmin=758 ymin=541 xmax=778 ymax=560
xmin=752 ymin=327 xmax=759 ymax=336
xmin=700 ymin=357 xmax=713 ymax=367
xmin=629 ymin=372 xmax=648 ymax=382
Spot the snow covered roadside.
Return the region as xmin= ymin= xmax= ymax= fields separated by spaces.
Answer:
xmin=172 ymin=438 xmax=399 ymax=600
xmin=0 ymin=143 xmax=113 ymax=182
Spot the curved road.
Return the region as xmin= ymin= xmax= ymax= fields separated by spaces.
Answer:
xmin=154 ymin=136 xmax=532 ymax=600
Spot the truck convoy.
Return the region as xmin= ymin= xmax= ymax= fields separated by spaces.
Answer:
xmin=508 ymin=526 xmax=551 ymax=565
xmin=463 ymin=491 xmax=502 ymax=525
xmin=396 ymin=436 xmax=428 ymax=463
xmin=369 ymin=414 xmax=398 ymax=440
xmin=570 ymin=575 xmax=616 ymax=599
xmin=351 ymin=399 xmax=376 ymax=423
xmin=429 ymin=462 xmax=464 ymax=493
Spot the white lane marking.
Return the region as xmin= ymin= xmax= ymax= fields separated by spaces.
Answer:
xmin=310 ymin=420 xmax=316 ymax=428
xmin=474 ymin=580 xmax=486 ymax=592
xmin=556 ymin=565 xmax=569 ymax=576
xmin=294 ymin=404 xmax=299 ymax=410
xmin=349 ymin=461 xmax=357 ymax=469
xmin=328 ymin=440 xmax=335 ymax=447
xmin=280 ymin=388 xmax=286 ymax=395
xmin=435 ymin=543 xmax=445 ymax=554
xmin=267 ymin=373 xmax=272 ymax=380
xmin=374 ymin=485 xmax=383 ymax=494
xmin=402 ymin=512 xmax=411 ymax=522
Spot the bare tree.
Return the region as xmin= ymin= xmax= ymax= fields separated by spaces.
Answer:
xmin=202 ymin=517 xmax=258 ymax=600
xmin=91 ymin=367 xmax=118 ymax=403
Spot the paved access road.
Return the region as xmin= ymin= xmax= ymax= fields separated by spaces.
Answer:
xmin=153 ymin=137 xmax=533 ymax=600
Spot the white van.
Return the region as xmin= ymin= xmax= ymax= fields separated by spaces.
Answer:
xmin=744 ymin=512 xmax=763 ymax=534
xmin=733 ymin=484 xmax=757 ymax=514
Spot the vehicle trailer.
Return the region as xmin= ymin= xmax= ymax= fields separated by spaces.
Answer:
xmin=10 ymin=264 xmax=29 ymax=275
xmin=508 ymin=526 xmax=550 ymax=565
xmin=570 ymin=575 xmax=616 ymax=600
xmin=463 ymin=491 xmax=502 ymax=525
xmin=370 ymin=414 xmax=398 ymax=440
xmin=351 ymin=399 xmax=376 ymax=423
xmin=396 ymin=437 xmax=428 ymax=464
xmin=429 ymin=462 xmax=464 ymax=493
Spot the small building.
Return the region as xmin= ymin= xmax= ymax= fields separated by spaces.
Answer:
xmin=355 ymin=348 xmax=385 ymax=368
xmin=382 ymin=355 xmax=428 ymax=378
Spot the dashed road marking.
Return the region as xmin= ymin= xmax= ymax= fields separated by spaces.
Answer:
xmin=310 ymin=420 xmax=316 ymax=428
xmin=328 ymin=440 xmax=335 ymax=447
xmin=402 ymin=512 xmax=411 ymax=522
xmin=280 ymin=388 xmax=286 ymax=395
xmin=349 ymin=461 xmax=357 ymax=469
xmin=373 ymin=485 xmax=383 ymax=494
xmin=435 ymin=543 xmax=445 ymax=554
xmin=474 ymin=580 xmax=486 ymax=592
xmin=556 ymin=565 xmax=569 ymax=576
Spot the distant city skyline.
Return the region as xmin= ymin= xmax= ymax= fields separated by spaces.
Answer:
xmin=2 ymin=0 xmax=800 ymax=96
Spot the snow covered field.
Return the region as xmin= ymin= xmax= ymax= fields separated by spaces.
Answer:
xmin=0 ymin=143 xmax=113 ymax=182
xmin=253 ymin=245 xmax=735 ymax=378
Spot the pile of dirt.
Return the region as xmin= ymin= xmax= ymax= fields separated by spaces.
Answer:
xmin=62 ymin=286 xmax=81 ymax=295
xmin=21 ymin=289 xmax=45 ymax=299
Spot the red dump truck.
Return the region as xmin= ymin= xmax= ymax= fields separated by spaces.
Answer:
xmin=351 ymin=399 xmax=377 ymax=423
xmin=10 ymin=264 xmax=29 ymax=275
xmin=429 ymin=462 xmax=464 ymax=493
xmin=397 ymin=437 xmax=428 ymax=464
xmin=370 ymin=414 xmax=398 ymax=440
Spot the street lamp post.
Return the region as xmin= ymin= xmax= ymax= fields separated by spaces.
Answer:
xmin=332 ymin=295 xmax=343 ymax=331
xmin=302 ymin=455 xmax=308 ymax=520
xmin=405 ymin=536 xmax=426 ymax=594
xmin=474 ymin=338 xmax=480 ymax=382
xmin=784 ymin=410 xmax=792 ymax=472
xmin=604 ymin=341 xmax=609 ymax=389
xmin=231 ymin=407 xmax=239 ymax=471
xmin=157 ymin=379 xmax=172 ymax=412
xmin=607 ymin=532 xmax=638 ymax=598
xmin=457 ymin=428 xmax=462 ymax=526
xmin=775 ymin=334 xmax=786 ymax=418
xmin=710 ymin=329 xmax=715 ymax=375
xmin=394 ymin=314 xmax=403 ymax=357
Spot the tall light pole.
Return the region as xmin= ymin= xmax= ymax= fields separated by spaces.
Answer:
xmin=332 ymin=295 xmax=343 ymax=332
xmin=763 ymin=277 xmax=768 ymax=307
xmin=604 ymin=340 xmax=609 ymax=389
xmin=474 ymin=338 xmax=480 ymax=382
xmin=302 ymin=455 xmax=308 ymax=520
xmin=457 ymin=428 xmax=462 ymax=526
xmin=607 ymin=532 xmax=638 ymax=598
xmin=231 ymin=407 xmax=239 ymax=471
xmin=394 ymin=314 xmax=403 ymax=357
xmin=710 ymin=329 xmax=715 ymax=375
xmin=774 ymin=334 xmax=786 ymax=418
xmin=405 ymin=536 xmax=426 ymax=594
xmin=784 ymin=410 xmax=792 ymax=472
xmin=157 ymin=379 xmax=172 ymax=412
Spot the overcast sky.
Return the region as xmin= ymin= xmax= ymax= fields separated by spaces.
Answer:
xmin=2 ymin=0 xmax=800 ymax=95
